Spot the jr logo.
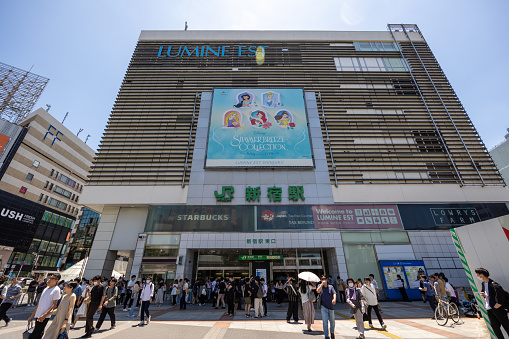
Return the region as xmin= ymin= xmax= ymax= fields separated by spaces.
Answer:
xmin=43 ymin=125 xmax=63 ymax=146
xmin=214 ymin=186 xmax=234 ymax=202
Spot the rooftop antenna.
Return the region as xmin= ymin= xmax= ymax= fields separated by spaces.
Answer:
xmin=62 ymin=112 xmax=69 ymax=124
xmin=185 ymin=21 xmax=188 ymax=30
xmin=45 ymin=104 xmax=51 ymax=112
xmin=85 ymin=134 xmax=91 ymax=143
xmin=77 ymin=128 xmax=83 ymax=137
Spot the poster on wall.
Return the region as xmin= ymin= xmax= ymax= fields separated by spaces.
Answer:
xmin=404 ymin=266 xmax=426 ymax=288
xmin=382 ymin=266 xmax=404 ymax=289
xmin=205 ymin=88 xmax=313 ymax=167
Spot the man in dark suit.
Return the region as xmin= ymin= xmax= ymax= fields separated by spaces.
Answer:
xmin=475 ymin=268 xmax=509 ymax=339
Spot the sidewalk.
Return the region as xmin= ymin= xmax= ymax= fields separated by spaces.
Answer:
xmin=0 ymin=300 xmax=490 ymax=338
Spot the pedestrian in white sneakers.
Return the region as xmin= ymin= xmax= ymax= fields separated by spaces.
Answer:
xmin=362 ymin=277 xmax=386 ymax=330
xmin=138 ymin=277 xmax=154 ymax=326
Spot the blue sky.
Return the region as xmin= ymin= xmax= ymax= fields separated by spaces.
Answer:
xmin=1 ymin=0 xmax=507 ymax=152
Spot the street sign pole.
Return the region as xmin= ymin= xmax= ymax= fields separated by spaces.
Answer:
xmin=16 ymin=261 xmax=25 ymax=279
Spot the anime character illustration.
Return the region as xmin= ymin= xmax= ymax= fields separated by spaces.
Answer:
xmin=223 ymin=110 xmax=242 ymax=128
xmin=274 ymin=110 xmax=295 ymax=128
xmin=249 ymin=110 xmax=271 ymax=129
xmin=234 ymin=92 xmax=253 ymax=108
xmin=262 ymin=91 xmax=281 ymax=108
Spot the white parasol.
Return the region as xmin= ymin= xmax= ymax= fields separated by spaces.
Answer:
xmin=298 ymin=271 xmax=320 ymax=283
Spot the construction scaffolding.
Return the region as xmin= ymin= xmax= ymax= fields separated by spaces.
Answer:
xmin=0 ymin=62 xmax=49 ymax=124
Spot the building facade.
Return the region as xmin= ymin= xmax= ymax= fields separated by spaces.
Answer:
xmin=490 ymin=128 xmax=509 ymax=184
xmin=0 ymin=108 xmax=95 ymax=275
xmin=62 ymin=207 xmax=101 ymax=269
xmin=82 ymin=25 xmax=509 ymax=298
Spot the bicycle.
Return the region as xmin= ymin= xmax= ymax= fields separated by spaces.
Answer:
xmin=435 ymin=296 xmax=460 ymax=326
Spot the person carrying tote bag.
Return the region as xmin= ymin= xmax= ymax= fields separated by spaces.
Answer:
xmin=42 ymin=282 xmax=76 ymax=339
xmin=346 ymin=278 xmax=365 ymax=339
xmin=361 ymin=277 xmax=387 ymax=330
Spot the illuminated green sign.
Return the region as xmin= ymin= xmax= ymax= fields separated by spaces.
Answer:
xmin=239 ymin=255 xmax=282 ymax=261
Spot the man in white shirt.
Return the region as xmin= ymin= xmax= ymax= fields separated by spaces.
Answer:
xmin=369 ymin=274 xmax=382 ymax=312
xmin=123 ymin=275 xmax=136 ymax=311
xmin=138 ymin=276 xmax=154 ymax=326
xmin=261 ymin=278 xmax=268 ymax=316
xmin=27 ymin=274 xmax=61 ymax=339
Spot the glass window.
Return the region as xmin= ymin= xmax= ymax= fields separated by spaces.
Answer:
xmin=26 ymin=173 xmax=34 ymax=180
xmin=335 ymin=57 xmax=408 ymax=72
xmin=48 ymin=198 xmax=68 ymax=211
xmin=49 ymin=183 xmax=53 ymax=190
xmin=39 ymin=240 xmax=49 ymax=252
xmin=380 ymin=231 xmax=410 ymax=243
xmin=42 ymin=256 xmax=50 ymax=266
xmin=146 ymin=234 xmax=181 ymax=246
xmin=38 ymin=194 xmax=43 ymax=201
xmin=344 ymin=244 xmax=383 ymax=290
xmin=143 ymin=247 xmax=179 ymax=257
xmin=50 ymin=257 xmax=58 ymax=267
xmin=54 ymin=185 xmax=72 ymax=199
xmin=44 ymin=181 xmax=49 ymax=189
xmin=43 ymin=196 xmax=48 ymax=203
xmin=50 ymin=169 xmax=54 ymax=177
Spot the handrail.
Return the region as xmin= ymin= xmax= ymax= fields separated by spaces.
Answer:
xmin=182 ymin=92 xmax=200 ymax=188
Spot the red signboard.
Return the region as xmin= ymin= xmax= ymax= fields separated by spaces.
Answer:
xmin=19 ymin=186 xmax=27 ymax=194
xmin=0 ymin=134 xmax=10 ymax=154
xmin=312 ymin=204 xmax=403 ymax=229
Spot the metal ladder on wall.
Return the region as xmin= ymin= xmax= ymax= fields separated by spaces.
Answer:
xmin=388 ymin=24 xmax=487 ymax=186
xmin=317 ymin=92 xmax=339 ymax=187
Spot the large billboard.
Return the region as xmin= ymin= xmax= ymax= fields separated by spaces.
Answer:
xmin=205 ymin=88 xmax=313 ymax=168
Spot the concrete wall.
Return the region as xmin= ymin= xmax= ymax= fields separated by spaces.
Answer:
xmin=409 ymin=230 xmax=468 ymax=288
xmin=109 ymin=207 xmax=148 ymax=251
xmin=456 ymin=215 xmax=509 ymax=292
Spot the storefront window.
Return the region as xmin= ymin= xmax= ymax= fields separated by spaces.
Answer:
xmin=197 ymin=249 xmax=250 ymax=267
xmin=342 ymin=231 xmax=409 ymax=244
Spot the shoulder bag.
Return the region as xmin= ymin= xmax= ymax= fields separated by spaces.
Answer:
xmin=306 ymin=286 xmax=316 ymax=303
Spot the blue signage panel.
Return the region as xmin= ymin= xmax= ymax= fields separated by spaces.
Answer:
xmin=206 ymin=88 xmax=313 ymax=168
xmin=379 ymin=260 xmax=427 ymax=300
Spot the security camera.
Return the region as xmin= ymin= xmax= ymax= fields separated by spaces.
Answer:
xmin=138 ymin=233 xmax=147 ymax=239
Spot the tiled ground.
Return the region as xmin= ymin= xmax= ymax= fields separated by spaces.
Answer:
xmin=0 ymin=301 xmax=490 ymax=339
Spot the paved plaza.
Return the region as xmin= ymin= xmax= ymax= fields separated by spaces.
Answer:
xmin=0 ymin=300 xmax=490 ymax=339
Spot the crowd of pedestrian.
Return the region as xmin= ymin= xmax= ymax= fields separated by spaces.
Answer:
xmin=1 ymin=267 xmax=508 ymax=339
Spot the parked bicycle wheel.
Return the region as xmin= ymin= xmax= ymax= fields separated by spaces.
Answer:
xmin=448 ymin=302 xmax=460 ymax=323
xmin=435 ymin=303 xmax=448 ymax=326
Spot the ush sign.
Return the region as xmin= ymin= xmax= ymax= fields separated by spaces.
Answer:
xmin=157 ymin=45 xmax=268 ymax=58
xmin=1 ymin=208 xmax=36 ymax=225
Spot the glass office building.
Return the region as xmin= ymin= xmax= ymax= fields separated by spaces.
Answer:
xmin=82 ymin=25 xmax=509 ymax=298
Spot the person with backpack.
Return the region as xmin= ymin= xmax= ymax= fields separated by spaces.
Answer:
xmin=361 ymin=277 xmax=386 ymax=330
xmin=216 ymin=277 xmax=226 ymax=309
xmin=95 ymin=278 xmax=118 ymax=330
xmin=476 ymin=267 xmax=509 ymax=339
xmin=253 ymin=277 xmax=264 ymax=318
xmin=285 ymin=277 xmax=300 ymax=323
xmin=225 ymin=277 xmax=235 ymax=316
xmin=243 ymin=277 xmax=252 ymax=318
